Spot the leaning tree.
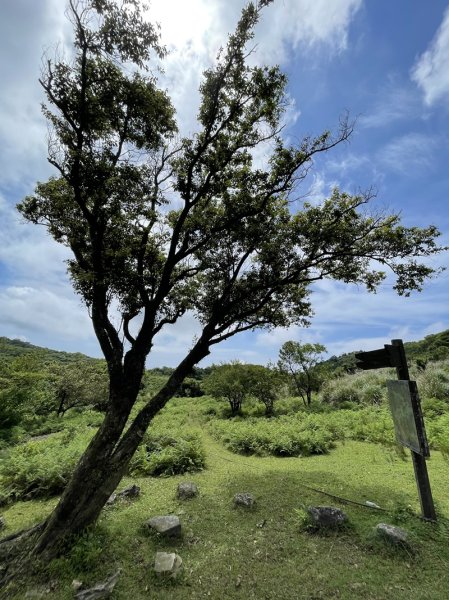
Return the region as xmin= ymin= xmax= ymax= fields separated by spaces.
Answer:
xmin=2 ymin=0 xmax=445 ymax=571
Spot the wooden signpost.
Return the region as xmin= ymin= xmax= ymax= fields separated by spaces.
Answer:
xmin=355 ymin=339 xmax=436 ymax=521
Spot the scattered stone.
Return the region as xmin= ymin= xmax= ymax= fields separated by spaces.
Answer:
xmin=117 ymin=484 xmax=140 ymax=499
xmin=106 ymin=493 xmax=116 ymax=505
xmin=177 ymin=481 xmax=199 ymax=500
xmin=0 ymin=516 xmax=5 ymax=530
xmin=307 ymin=506 xmax=348 ymax=528
xmin=72 ymin=580 xmax=83 ymax=592
xmin=234 ymin=492 xmax=255 ymax=508
xmin=74 ymin=570 xmax=121 ymax=600
xmin=376 ymin=523 xmax=409 ymax=545
xmin=147 ymin=515 xmax=182 ymax=538
xmin=154 ymin=552 xmax=183 ymax=578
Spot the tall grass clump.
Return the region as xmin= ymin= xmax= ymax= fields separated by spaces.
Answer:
xmin=320 ymin=370 xmax=390 ymax=407
xmin=417 ymin=362 xmax=449 ymax=402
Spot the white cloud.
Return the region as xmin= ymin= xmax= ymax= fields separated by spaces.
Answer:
xmin=149 ymin=0 xmax=362 ymax=134
xmin=0 ymin=0 xmax=69 ymax=189
xmin=411 ymin=6 xmax=449 ymax=106
xmin=360 ymin=83 xmax=420 ymax=129
xmin=0 ymin=285 xmax=92 ymax=341
xmin=378 ymin=132 xmax=439 ymax=175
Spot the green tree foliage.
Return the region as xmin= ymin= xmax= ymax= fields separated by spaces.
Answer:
xmin=0 ymin=355 xmax=51 ymax=433
xmin=245 ymin=364 xmax=284 ymax=416
xmin=10 ymin=0 xmax=446 ymax=559
xmin=204 ymin=362 xmax=253 ymax=416
xmin=278 ymin=341 xmax=327 ymax=406
xmin=50 ymin=361 xmax=109 ymax=416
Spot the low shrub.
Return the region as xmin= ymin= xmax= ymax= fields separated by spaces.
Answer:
xmin=128 ymin=432 xmax=205 ymax=476
xmin=209 ymin=414 xmax=339 ymax=457
xmin=426 ymin=413 xmax=449 ymax=458
xmin=0 ymin=427 xmax=95 ymax=502
xmin=422 ymin=397 xmax=448 ymax=419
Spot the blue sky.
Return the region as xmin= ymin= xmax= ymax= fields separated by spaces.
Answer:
xmin=0 ymin=0 xmax=448 ymax=366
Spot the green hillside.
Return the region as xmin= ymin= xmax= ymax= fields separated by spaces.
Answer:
xmin=0 ymin=337 xmax=96 ymax=366
xmin=1 ymin=329 xmax=448 ymax=376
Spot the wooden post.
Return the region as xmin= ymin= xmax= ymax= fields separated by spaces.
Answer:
xmin=391 ymin=339 xmax=436 ymax=521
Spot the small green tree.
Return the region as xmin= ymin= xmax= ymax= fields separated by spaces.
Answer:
xmin=204 ymin=363 xmax=253 ymax=416
xmin=278 ymin=341 xmax=326 ymax=406
xmin=246 ymin=364 xmax=283 ymax=416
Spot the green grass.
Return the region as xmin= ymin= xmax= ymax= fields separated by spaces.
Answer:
xmin=1 ymin=396 xmax=449 ymax=599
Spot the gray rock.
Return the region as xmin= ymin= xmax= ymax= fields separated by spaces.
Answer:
xmin=0 ymin=516 xmax=5 ymax=530
xmin=147 ymin=515 xmax=182 ymax=538
xmin=154 ymin=552 xmax=183 ymax=578
xmin=177 ymin=482 xmax=199 ymax=500
xmin=106 ymin=484 xmax=140 ymax=505
xmin=234 ymin=492 xmax=255 ymax=508
xmin=376 ymin=523 xmax=409 ymax=545
xmin=117 ymin=484 xmax=140 ymax=499
xmin=307 ymin=506 xmax=348 ymax=528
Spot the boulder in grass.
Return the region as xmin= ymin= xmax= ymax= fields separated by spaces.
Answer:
xmin=154 ymin=552 xmax=183 ymax=578
xmin=376 ymin=523 xmax=409 ymax=545
xmin=147 ymin=515 xmax=182 ymax=538
xmin=233 ymin=492 xmax=255 ymax=508
xmin=177 ymin=482 xmax=199 ymax=500
xmin=307 ymin=506 xmax=348 ymax=528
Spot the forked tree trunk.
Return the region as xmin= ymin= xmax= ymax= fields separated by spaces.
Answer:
xmin=28 ymin=340 xmax=210 ymax=560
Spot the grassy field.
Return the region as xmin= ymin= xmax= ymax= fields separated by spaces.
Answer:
xmin=1 ymin=396 xmax=449 ymax=599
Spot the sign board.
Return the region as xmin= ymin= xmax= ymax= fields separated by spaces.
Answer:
xmin=355 ymin=345 xmax=401 ymax=370
xmin=386 ymin=380 xmax=429 ymax=457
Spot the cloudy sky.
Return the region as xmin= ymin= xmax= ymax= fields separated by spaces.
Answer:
xmin=0 ymin=0 xmax=448 ymax=366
